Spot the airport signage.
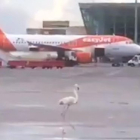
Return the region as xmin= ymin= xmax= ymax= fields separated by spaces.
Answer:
xmin=43 ymin=21 xmax=69 ymax=28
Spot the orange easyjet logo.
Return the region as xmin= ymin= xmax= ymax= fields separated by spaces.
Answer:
xmin=83 ymin=37 xmax=111 ymax=43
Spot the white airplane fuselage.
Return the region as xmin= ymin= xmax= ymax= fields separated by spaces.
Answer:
xmin=0 ymin=30 xmax=140 ymax=61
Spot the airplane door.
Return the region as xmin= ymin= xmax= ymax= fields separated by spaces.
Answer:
xmin=94 ymin=48 xmax=105 ymax=57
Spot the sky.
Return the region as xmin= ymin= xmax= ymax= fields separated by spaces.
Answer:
xmin=0 ymin=0 xmax=137 ymax=34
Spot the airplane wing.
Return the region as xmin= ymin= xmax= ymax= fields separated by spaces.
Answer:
xmin=27 ymin=41 xmax=72 ymax=52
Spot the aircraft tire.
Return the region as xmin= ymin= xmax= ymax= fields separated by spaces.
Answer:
xmin=130 ymin=63 xmax=135 ymax=67
xmin=112 ymin=63 xmax=120 ymax=67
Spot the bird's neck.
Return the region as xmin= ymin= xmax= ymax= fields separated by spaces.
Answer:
xmin=73 ymin=88 xmax=78 ymax=103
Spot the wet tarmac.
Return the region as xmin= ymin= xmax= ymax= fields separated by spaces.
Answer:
xmin=0 ymin=63 xmax=140 ymax=139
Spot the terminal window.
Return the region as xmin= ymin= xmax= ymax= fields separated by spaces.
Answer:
xmin=80 ymin=4 xmax=140 ymax=42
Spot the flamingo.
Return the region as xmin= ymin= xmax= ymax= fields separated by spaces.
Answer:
xmin=58 ymin=84 xmax=79 ymax=120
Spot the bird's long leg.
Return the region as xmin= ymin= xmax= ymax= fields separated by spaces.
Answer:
xmin=63 ymin=105 xmax=75 ymax=130
xmin=67 ymin=121 xmax=75 ymax=130
xmin=60 ymin=106 xmax=67 ymax=140
xmin=60 ymin=105 xmax=68 ymax=121
xmin=61 ymin=105 xmax=75 ymax=130
xmin=61 ymin=105 xmax=66 ymax=120
xmin=63 ymin=105 xmax=69 ymax=120
xmin=61 ymin=127 xmax=66 ymax=140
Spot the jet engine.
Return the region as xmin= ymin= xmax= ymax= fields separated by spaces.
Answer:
xmin=29 ymin=45 xmax=39 ymax=51
xmin=76 ymin=52 xmax=92 ymax=63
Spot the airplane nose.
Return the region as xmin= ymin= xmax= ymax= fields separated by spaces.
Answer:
xmin=130 ymin=43 xmax=140 ymax=54
xmin=132 ymin=43 xmax=140 ymax=49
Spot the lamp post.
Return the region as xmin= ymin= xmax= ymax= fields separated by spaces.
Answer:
xmin=134 ymin=0 xmax=138 ymax=43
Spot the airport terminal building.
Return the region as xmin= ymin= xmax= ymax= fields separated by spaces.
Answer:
xmin=79 ymin=3 xmax=140 ymax=42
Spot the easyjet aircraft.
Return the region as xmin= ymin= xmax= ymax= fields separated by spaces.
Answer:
xmin=0 ymin=29 xmax=140 ymax=63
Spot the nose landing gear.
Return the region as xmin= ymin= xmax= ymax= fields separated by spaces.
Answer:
xmin=111 ymin=58 xmax=124 ymax=67
xmin=112 ymin=63 xmax=124 ymax=67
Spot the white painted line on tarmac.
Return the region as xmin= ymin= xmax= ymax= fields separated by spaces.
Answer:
xmin=0 ymin=122 xmax=105 ymax=127
xmin=43 ymin=138 xmax=75 ymax=140
xmin=106 ymin=69 xmax=122 ymax=76
xmin=13 ymin=104 xmax=47 ymax=108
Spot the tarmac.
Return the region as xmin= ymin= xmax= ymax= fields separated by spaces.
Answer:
xmin=0 ymin=63 xmax=140 ymax=140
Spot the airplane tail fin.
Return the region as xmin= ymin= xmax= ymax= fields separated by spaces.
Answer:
xmin=0 ymin=28 xmax=5 ymax=36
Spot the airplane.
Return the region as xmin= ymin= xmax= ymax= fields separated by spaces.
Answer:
xmin=0 ymin=28 xmax=140 ymax=64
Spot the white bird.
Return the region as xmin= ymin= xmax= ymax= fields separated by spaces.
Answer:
xmin=59 ymin=84 xmax=79 ymax=120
